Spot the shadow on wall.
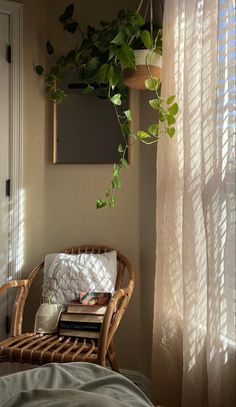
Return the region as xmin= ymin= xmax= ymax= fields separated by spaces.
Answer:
xmin=139 ymin=89 xmax=157 ymax=378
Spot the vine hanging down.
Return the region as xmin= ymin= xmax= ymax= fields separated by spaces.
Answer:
xmin=36 ymin=4 xmax=178 ymax=208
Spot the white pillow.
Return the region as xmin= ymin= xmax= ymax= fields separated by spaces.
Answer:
xmin=42 ymin=251 xmax=117 ymax=305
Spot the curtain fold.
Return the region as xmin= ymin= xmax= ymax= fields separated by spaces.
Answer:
xmin=151 ymin=1 xmax=236 ymax=406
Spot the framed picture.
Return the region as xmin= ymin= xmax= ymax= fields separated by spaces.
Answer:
xmin=53 ymin=76 xmax=130 ymax=164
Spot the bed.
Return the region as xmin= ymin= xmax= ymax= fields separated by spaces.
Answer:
xmin=0 ymin=362 xmax=154 ymax=407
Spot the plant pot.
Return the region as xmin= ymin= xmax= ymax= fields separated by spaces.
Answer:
xmin=123 ymin=49 xmax=162 ymax=90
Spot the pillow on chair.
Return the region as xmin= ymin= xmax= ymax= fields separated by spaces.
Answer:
xmin=42 ymin=251 xmax=117 ymax=305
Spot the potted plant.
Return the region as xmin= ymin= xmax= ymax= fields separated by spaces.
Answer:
xmin=121 ymin=15 xmax=162 ymax=90
xmin=36 ymin=4 xmax=178 ymax=208
xmin=123 ymin=46 xmax=162 ymax=89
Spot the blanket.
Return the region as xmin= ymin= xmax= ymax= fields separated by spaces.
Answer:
xmin=0 ymin=362 xmax=153 ymax=407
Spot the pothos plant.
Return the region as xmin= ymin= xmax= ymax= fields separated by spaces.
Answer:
xmin=36 ymin=4 xmax=178 ymax=208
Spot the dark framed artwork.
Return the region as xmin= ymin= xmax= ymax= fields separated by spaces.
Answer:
xmin=53 ymin=76 xmax=130 ymax=164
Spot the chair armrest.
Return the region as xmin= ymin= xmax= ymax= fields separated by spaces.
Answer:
xmin=0 ymin=279 xmax=29 ymax=337
xmin=97 ymin=286 xmax=133 ymax=363
xmin=107 ymin=287 xmax=132 ymax=341
xmin=0 ymin=279 xmax=29 ymax=296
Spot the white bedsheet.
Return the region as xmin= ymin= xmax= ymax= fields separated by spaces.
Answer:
xmin=0 ymin=362 xmax=153 ymax=407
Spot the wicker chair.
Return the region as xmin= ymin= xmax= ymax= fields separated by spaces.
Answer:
xmin=0 ymin=245 xmax=134 ymax=372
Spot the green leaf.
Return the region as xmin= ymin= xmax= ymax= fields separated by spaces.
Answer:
xmin=52 ymin=89 xmax=65 ymax=103
xmin=121 ymin=158 xmax=128 ymax=168
xmin=83 ymin=84 xmax=94 ymax=94
xmin=59 ymin=14 xmax=67 ymax=24
xmin=118 ymin=44 xmax=135 ymax=69
xmin=167 ymin=114 xmax=176 ymax=126
xmin=65 ymin=21 xmax=78 ymax=34
xmin=133 ymin=13 xmax=145 ymax=26
xmin=168 ymin=103 xmax=179 ymax=115
xmin=66 ymin=49 xmax=77 ymax=63
xmin=145 ymin=77 xmax=160 ymax=91
xmin=108 ymin=197 xmax=116 ymax=208
xmin=124 ymin=23 xmax=138 ymax=37
xmin=64 ymin=3 xmax=74 ymax=19
xmin=94 ymin=40 xmax=106 ymax=52
xmin=137 ymin=131 xmax=150 ymax=139
xmin=124 ymin=110 xmax=132 ymax=121
xmin=111 ymin=31 xmax=124 ymax=46
xmin=112 ymin=177 xmax=121 ymax=189
xmin=110 ymin=93 xmax=121 ymax=105
xmin=159 ymin=111 xmax=165 ymax=122
xmin=35 ymin=65 xmax=44 ymax=75
xmin=113 ymin=164 xmax=120 ymax=177
xmin=167 ymin=127 xmax=176 ymax=137
xmin=86 ymin=56 xmax=100 ymax=76
xmin=96 ymin=199 xmax=107 ymax=209
xmin=140 ymin=30 xmax=151 ymax=49
xmin=167 ymin=95 xmax=175 ymax=105
xmin=121 ymin=122 xmax=130 ymax=136
xmin=46 ymin=41 xmax=54 ymax=55
xmin=56 ymin=55 xmax=66 ymax=66
xmin=118 ymin=144 xmax=124 ymax=153
xmin=149 ymin=98 xmax=161 ymax=109
xmin=109 ymin=44 xmax=119 ymax=60
xmin=97 ymin=63 xmax=110 ymax=83
xmin=148 ymin=123 xmax=159 ymax=137
xmin=108 ymin=65 xmax=120 ymax=89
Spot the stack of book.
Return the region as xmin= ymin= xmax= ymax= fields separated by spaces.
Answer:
xmin=59 ymin=293 xmax=111 ymax=338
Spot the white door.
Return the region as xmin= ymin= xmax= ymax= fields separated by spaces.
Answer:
xmin=0 ymin=12 xmax=10 ymax=341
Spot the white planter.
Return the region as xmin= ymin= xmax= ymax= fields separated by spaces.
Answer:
xmin=134 ymin=49 xmax=162 ymax=68
xmin=123 ymin=49 xmax=162 ymax=90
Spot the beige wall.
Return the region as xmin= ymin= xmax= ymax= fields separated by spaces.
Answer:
xmin=21 ymin=0 xmax=156 ymax=375
xmin=139 ymin=91 xmax=157 ymax=376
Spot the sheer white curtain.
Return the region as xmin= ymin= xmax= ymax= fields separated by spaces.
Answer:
xmin=151 ymin=1 xmax=236 ymax=406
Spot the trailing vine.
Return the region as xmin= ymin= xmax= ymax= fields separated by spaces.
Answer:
xmin=36 ymin=4 xmax=178 ymax=208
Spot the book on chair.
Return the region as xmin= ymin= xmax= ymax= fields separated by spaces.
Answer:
xmin=59 ymin=314 xmax=104 ymax=338
xmin=60 ymin=312 xmax=104 ymax=323
xmin=58 ymin=292 xmax=112 ymax=337
xmin=59 ymin=312 xmax=103 ymax=338
xmin=59 ymin=328 xmax=101 ymax=339
xmin=66 ymin=292 xmax=112 ymax=314
xmin=66 ymin=304 xmax=108 ymax=314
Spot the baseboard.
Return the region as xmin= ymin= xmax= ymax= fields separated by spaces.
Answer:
xmin=120 ymin=368 xmax=151 ymax=400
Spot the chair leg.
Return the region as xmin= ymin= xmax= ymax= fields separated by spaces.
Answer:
xmin=107 ymin=341 xmax=119 ymax=372
xmin=99 ymin=359 xmax=106 ymax=368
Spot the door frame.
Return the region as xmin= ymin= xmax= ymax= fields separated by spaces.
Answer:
xmin=0 ymin=0 xmax=23 ymax=281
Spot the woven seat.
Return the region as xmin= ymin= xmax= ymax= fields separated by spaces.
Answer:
xmin=0 ymin=245 xmax=134 ymax=371
xmin=0 ymin=333 xmax=98 ymax=364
